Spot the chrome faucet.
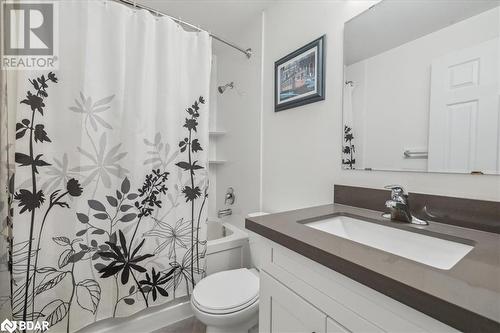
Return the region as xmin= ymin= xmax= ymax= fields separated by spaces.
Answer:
xmin=382 ymin=185 xmax=428 ymax=225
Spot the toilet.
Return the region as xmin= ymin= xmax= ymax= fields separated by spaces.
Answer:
xmin=191 ymin=268 xmax=259 ymax=333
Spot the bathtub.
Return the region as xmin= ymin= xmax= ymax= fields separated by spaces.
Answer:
xmin=206 ymin=219 xmax=250 ymax=275
xmin=78 ymin=220 xmax=249 ymax=333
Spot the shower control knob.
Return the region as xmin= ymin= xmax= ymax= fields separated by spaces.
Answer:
xmin=224 ymin=187 xmax=235 ymax=205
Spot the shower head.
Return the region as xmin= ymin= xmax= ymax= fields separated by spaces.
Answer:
xmin=218 ymin=82 xmax=234 ymax=94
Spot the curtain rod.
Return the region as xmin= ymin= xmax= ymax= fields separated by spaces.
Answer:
xmin=113 ymin=0 xmax=253 ymax=58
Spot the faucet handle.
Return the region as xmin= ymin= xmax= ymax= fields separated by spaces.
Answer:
xmin=384 ymin=185 xmax=406 ymax=201
xmin=224 ymin=187 xmax=235 ymax=205
xmin=384 ymin=184 xmax=406 ymax=192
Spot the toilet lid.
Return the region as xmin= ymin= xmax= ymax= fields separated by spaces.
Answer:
xmin=192 ymin=268 xmax=259 ymax=312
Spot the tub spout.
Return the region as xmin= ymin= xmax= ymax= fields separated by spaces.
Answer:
xmin=218 ymin=208 xmax=232 ymax=218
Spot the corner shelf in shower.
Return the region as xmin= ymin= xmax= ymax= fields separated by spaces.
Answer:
xmin=209 ymin=160 xmax=226 ymax=165
xmin=209 ymin=130 xmax=226 ymax=137
xmin=209 ymin=130 xmax=226 ymax=166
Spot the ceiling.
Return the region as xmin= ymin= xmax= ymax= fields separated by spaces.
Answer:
xmin=135 ymin=0 xmax=273 ymax=39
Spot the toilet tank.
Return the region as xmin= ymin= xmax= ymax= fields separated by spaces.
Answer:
xmin=206 ymin=219 xmax=249 ymax=275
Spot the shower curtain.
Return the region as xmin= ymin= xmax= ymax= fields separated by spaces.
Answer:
xmin=0 ymin=0 xmax=13 ymax=323
xmin=0 ymin=1 xmax=211 ymax=332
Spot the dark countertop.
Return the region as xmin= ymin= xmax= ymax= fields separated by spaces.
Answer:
xmin=246 ymin=204 xmax=500 ymax=333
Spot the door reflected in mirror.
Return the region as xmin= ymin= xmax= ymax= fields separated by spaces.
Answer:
xmin=343 ymin=0 xmax=500 ymax=174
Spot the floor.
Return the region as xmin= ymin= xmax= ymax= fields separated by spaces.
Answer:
xmin=152 ymin=316 xmax=206 ymax=333
xmin=151 ymin=316 xmax=259 ymax=333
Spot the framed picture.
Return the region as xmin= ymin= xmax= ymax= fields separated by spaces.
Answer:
xmin=275 ymin=35 xmax=325 ymax=112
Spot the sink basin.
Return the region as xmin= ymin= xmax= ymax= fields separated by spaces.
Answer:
xmin=304 ymin=215 xmax=473 ymax=270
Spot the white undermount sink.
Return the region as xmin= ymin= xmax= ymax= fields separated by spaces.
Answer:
xmin=305 ymin=215 xmax=473 ymax=270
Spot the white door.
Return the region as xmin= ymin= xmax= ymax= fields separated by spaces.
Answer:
xmin=428 ymin=38 xmax=499 ymax=174
xmin=260 ymin=271 xmax=326 ymax=333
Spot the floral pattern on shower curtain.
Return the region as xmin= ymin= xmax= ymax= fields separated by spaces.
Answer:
xmin=1 ymin=1 xmax=211 ymax=331
xmin=0 ymin=6 xmax=14 ymax=322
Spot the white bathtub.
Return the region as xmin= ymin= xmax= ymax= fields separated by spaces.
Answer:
xmin=206 ymin=219 xmax=250 ymax=275
xmin=78 ymin=220 xmax=249 ymax=333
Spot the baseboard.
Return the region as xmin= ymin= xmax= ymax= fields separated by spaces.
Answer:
xmin=77 ymin=296 xmax=193 ymax=333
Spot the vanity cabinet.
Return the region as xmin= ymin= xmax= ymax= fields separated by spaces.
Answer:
xmin=258 ymin=237 xmax=459 ymax=333
xmin=260 ymin=270 xmax=326 ymax=333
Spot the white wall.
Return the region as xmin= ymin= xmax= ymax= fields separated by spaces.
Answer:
xmin=346 ymin=7 xmax=499 ymax=172
xmin=212 ymin=12 xmax=263 ymax=229
xmin=208 ymin=56 xmax=219 ymax=219
xmin=261 ymin=1 xmax=500 ymax=213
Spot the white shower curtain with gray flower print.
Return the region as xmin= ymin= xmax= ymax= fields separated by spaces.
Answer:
xmin=0 ymin=1 xmax=211 ymax=331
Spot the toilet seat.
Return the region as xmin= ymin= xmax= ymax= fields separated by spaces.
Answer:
xmin=192 ymin=294 xmax=259 ymax=315
xmin=192 ymin=268 xmax=259 ymax=315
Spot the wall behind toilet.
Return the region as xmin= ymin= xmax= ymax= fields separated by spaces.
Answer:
xmin=212 ymin=12 xmax=263 ymax=228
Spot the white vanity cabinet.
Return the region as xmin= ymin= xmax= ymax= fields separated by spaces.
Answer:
xmin=258 ymin=238 xmax=459 ymax=333
xmin=260 ymin=270 xmax=326 ymax=333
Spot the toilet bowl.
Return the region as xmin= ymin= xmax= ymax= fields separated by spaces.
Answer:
xmin=191 ymin=268 xmax=259 ymax=333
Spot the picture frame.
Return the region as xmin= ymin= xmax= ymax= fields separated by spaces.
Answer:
xmin=275 ymin=35 xmax=325 ymax=112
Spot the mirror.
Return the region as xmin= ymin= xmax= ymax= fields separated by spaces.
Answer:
xmin=343 ymin=0 xmax=500 ymax=174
